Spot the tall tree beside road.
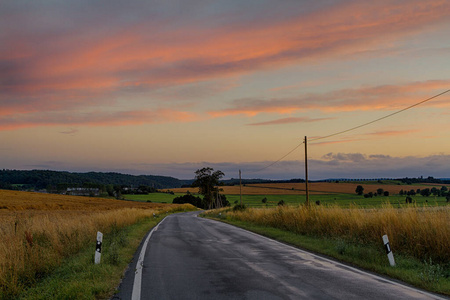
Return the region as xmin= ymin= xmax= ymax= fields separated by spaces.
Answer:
xmin=192 ymin=167 xmax=225 ymax=209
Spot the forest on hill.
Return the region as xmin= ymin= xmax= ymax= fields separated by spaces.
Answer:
xmin=0 ymin=169 xmax=192 ymax=191
xmin=1 ymin=169 xmax=448 ymax=193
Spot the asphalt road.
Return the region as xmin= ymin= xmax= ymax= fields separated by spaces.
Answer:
xmin=114 ymin=211 xmax=446 ymax=300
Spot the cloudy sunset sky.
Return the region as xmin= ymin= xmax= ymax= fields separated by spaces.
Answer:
xmin=1 ymin=0 xmax=449 ymax=180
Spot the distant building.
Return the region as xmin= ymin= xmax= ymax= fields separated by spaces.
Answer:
xmin=66 ymin=187 xmax=100 ymax=196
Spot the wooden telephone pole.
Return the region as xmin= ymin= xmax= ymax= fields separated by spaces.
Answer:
xmin=239 ymin=169 xmax=242 ymax=205
xmin=304 ymin=136 xmax=310 ymax=206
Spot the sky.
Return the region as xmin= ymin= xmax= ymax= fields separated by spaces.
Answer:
xmin=1 ymin=0 xmax=450 ymax=180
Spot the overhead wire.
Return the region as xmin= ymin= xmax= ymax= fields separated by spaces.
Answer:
xmin=247 ymin=88 xmax=450 ymax=173
xmin=248 ymin=141 xmax=304 ymax=172
xmin=309 ymin=88 xmax=450 ymax=143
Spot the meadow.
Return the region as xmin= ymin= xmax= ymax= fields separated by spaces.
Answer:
xmin=0 ymin=190 xmax=195 ymax=299
xmin=148 ymin=181 xmax=450 ymax=208
xmin=123 ymin=192 xmax=178 ymax=203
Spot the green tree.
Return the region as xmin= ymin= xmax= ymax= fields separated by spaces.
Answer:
xmin=420 ymin=188 xmax=431 ymax=197
xmin=430 ymin=187 xmax=440 ymax=196
xmin=192 ymin=167 xmax=225 ymax=209
xmin=355 ymin=185 xmax=364 ymax=195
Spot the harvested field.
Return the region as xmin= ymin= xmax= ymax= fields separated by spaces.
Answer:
xmin=0 ymin=190 xmax=170 ymax=212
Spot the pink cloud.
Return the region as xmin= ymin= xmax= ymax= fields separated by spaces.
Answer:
xmin=309 ymin=139 xmax=358 ymax=147
xmin=1 ymin=0 xmax=449 ymax=129
xmin=247 ymin=117 xmax=333 ymax=126
xmin=367 ymin=129 xmax=420 ymax=137
xmin=4 ymin=1 xmax=450 ymax=94
xmin=209 ymin=80 xmax=450 ymax=117
xmin=0 ymin=109 xmax=200 ymax=131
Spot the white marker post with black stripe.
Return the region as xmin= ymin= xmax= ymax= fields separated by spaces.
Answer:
xmin=382 ymin=234 xmax=395 ymax=266
xmin=95 ymin=231 xmax=103 ymax=264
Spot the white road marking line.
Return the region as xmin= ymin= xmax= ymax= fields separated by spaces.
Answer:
xmin=131 ymin=217 xmax=167 ymax=300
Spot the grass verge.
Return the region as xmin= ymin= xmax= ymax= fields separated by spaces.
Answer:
xmin=12 ymin=210 xmax=192 ymax=300
xmin=203 ymin=209 xmax=450 ymax=297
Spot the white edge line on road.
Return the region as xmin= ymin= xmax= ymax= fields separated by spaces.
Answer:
xmin=200 ymin=217 xmax=448 ymax=300
xmin=131 ymin=216 xmax=167 ymax=300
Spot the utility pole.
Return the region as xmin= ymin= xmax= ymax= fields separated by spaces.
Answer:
xmin=239 ymin=169 xmax=242 ymax=206
xmin=304 ymin=136 xmax=310 ymax=206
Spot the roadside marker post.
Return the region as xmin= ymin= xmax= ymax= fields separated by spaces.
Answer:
xmin=382 ymin=234 xmax=395 ymax=266
xmin=95 ymin=231 xmax=103 ymax=264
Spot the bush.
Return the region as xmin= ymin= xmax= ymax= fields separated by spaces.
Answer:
xmin=233 ymin=204 xmax=247 ymax=211
xmin=173 ymin=194 xmax=203 ymax=208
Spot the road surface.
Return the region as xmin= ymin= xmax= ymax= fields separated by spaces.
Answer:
xmin=114 ymin=211 xmax=446 ymax=300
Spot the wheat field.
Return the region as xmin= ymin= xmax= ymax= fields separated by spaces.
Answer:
xmin=225 ymin=204 xmax=450 ymax=264
xmin=0 ymin=190 xmax=193 ymax=296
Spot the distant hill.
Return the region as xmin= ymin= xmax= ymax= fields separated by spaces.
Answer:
xmin=1 ymin=169 xmax=447 ymax=191
xmin=0 ymin=169 xmax=193 ymax=190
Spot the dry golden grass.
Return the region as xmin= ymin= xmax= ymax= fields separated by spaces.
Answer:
xmin=165 ymin=182 xmax=447 ymax=195
xmin=226 ymin=205 xmax=450 ymax=264
xmin=0 ymin=189 xmax=172 ymax=211
xmin=0 ymin=190 xmax=193 ymax=296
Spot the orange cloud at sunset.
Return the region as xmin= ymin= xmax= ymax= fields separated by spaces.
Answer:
xmin=1 ymin=1 xmax=449 ymax=179
xmin=2 ymin=0 xmax=450 ymax=122
xmin=248 ymin=117 xmax=333 ymax=126
xmin=209 ymin=80 xmax=450 ymax=118
xmin=0 ymin=109 xmax=199 ymax=131
xmin=367 ymin=130 xmax=421 ymax=137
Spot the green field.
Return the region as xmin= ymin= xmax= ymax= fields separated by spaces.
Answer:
xmin=124 ymin=192 xmax=449 ymax=208
xmin=123 ymin=192 xmax=183 ymax=203
xmin=228 ymin=194 xmax=448 ymax=207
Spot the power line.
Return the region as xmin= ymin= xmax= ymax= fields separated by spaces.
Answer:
xmin=248 ymin=88 xmax=450 ymax=172
xmin=248 ymin=141 xmax=304 ymax=172
xmin=309 ymin=88 xmax=450 ymax=143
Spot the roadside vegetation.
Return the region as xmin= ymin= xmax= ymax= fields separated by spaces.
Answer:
xmin=0 ymin=190 xmax=196 ymax=299
xmin=204 ymin=204 xmax=450 ymax=295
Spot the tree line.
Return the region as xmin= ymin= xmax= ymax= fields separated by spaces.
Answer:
xmin=355 ymin=185 xmax=450 ymax=202
xmin=0 ymin=169 xmax=192 ymax=191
